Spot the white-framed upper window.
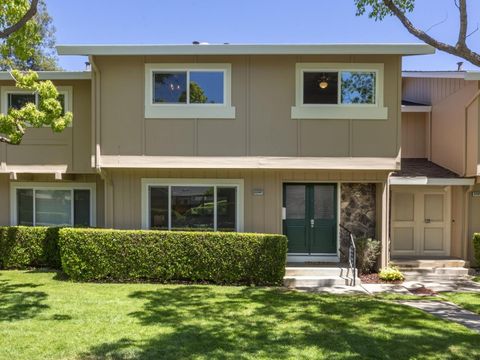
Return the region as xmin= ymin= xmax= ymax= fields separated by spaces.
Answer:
xmin=144 ymin=63 xmax=235 ymax=119
xmin=10 ymin=182 xmax=96 ymax=227
xmin=1 ymin=86 xmax=73 ymax=125
xmin=291 ymin=63 xmax=388 ymax=120
xmin=141 ymin=178 xmax=244 ymax=231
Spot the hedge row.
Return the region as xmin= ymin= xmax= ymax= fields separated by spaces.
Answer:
xmin=474 ymin=234 xmax=480 ymax=266
xmin=0 ymin=226 xmax=61 ymax=269
xmin=58 ymin=228 xmax=287 ymax=285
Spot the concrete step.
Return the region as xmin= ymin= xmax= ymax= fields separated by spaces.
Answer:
xmin=283 ymin=275 xmax=357 ymax=288
xmin=399 ymin=267 xmax=470 ymax=277
xmin=391 ymin=259 xmax=467 ymax=269
xmin=285 ymin=266 xmax=357 ymax=277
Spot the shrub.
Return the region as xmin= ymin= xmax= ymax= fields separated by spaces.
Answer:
xmin=474 ymin=233 xmax=480 ymax=266
xmin=59 ymin=228 xmax=287 ymax=285
xmin=355 ymin=238 xmax=381 ymax=275
xmin=0 ymin=226 xmax=61 ymax=269
xmin=379 ymin=266 xmax=405 ymax=282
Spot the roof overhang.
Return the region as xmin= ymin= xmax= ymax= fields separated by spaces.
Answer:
xmin=403 ymin=71 xmax=480 ymax=81
xmin=389 ymin=176 xmax=474 ymax=186
xmin=99 ymin=155 xmax=400 ymax=171
xmin=57 ymin=43 xmax=435 ymax=56
xmin=401 ymin=105 xmax=432 ymax=113
xmin=0 ymin=71 xmax=91 ymax=80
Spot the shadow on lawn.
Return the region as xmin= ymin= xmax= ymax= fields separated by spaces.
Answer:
xmin=0 ymin=277 xmax=49 ymax=322
xmin=82 ymin=286 xmax=480 ymax=360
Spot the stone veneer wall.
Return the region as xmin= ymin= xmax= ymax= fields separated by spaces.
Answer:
xmin=340 ymin=183 xmax=376 ymax=262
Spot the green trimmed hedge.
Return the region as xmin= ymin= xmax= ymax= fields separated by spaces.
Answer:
xmin=59 ymin=228 xmax=287 ymax=285
xmin=474 ymin=233 xmax=480 ymax=266
xmin=0 ymin=226 xmax=61 ymax=269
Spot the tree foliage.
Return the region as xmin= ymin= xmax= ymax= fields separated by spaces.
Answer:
xmin=0 ymin=0 xmax=69 ymax=145
xmin=355 ymin=0 xmax=480 ymax=67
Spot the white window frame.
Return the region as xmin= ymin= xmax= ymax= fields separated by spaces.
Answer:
xmin=141 ymin=178 xmax=244 ymax=231
xmin=10 ymin=182 xmax=96 ymax=226
xmin=291 ymin=63 xmax=388 ymax=120
xmin=144 ymin=63 xmax=235 ymax=119
xmin=1 ymin=86 xmax=73 ymax=126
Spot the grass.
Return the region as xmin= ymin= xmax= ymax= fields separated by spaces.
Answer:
xmin=0 ymin=271 xmax=479 ymax=360
xmin=440 ymin=292 xmax=480 ymax=315
xmin=473 ymin=276 xmax=480 ymax=283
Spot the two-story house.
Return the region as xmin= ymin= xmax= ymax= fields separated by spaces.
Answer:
xmin=0 ymin=44 xmax=438 ymax=271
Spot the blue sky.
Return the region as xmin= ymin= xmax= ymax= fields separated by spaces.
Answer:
xmin=46 ymin=0 xmax=480 ymax=71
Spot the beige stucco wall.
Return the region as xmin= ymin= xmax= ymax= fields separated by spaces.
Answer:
xmin=403 ymin=77 xmax=479 ymax=175
xmin=401 ymin=112 xmax=428 ymax=158
xmin=94 ymin=54 xmax=402 ymax=159
xmin=0 ymin=79 xmax=92 ymax=173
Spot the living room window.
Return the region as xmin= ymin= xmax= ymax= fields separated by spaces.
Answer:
xmin=145 ymin=64 xmax=235 ymax=118
xmin=142 ymin=179 xmax=243 ymax=231
xmin=10 ymin=183 xmax=95 ymax=227
xmin=292 ymin=63 xmax=387 ymax=119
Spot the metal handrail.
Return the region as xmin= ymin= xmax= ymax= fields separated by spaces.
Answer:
xmin=339 ymin=224 xmax=357 ymax=286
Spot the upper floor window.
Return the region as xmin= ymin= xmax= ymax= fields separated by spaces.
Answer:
xmin=145 ymin=64 xmax=235 ymax=119
xmin=1 ymin=86 xmax=72 ymax=120
xmin=292 ymin=63 xmax=388 ymax=120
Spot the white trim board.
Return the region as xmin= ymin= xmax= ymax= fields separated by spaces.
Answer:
xmin=403 ymin=71 xmax=480 ymax=81
xmin=401 ymin=105 xmax=432 ymax=113
xmin=389 ymin=177 xmax=475 ymax=186
xmin=100 ymin=156 xmax=400 ymax=170
xmin=57 ymin=44 xmax=435 ymax=56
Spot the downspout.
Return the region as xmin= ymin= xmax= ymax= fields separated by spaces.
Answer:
xmin=384 ymin=171 xmax=395 ymax=267
xmin=89 ymin=55 xmax=102 ymax=172
xmin=463 ymin=88 xmax=480 ymax=176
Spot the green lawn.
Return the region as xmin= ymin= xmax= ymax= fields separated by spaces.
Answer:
xmin=1 ymin=271 xmax=479 ymax=360
xmin=441 ymin=292 xmax=480 ymax=315
xmin=473 ymin=275 xmax=480 ymax=283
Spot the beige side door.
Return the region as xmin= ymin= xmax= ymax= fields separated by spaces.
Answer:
xmin=391 ymin=187 xmax=450 ymax=257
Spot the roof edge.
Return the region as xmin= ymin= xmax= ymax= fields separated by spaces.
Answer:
xmin=403 ymin=70 xmax=480 ymax=80
xmin=0 ymin=71 xmax=91 ymax=80
xmin=57 ymin=43 xmax=435 ymax=56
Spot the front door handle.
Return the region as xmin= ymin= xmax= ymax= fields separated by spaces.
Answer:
xmin=310 ymin=219 xmax=314 ymax=228
xmin=425 ymin=218 xmax=431 ymax=223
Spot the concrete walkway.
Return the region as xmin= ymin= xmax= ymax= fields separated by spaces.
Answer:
xmin=398 ymin=300 xmax=480 ymax=333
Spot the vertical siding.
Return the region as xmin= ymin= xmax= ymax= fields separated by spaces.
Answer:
xmin=0 ymin=174 xmax=10 ymax=225
xmin=401 ymin=112 xmax=427 ymax=158
xmin=107 ymin=169 xmax=389 ymax=233
xmin=98 ymin=55 xmax=401 ymax=159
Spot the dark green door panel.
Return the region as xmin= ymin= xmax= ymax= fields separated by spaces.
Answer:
xmin=283 ymin=183 xmax=337 ymax=255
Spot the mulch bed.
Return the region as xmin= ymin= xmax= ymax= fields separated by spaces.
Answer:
xmin=360 ymin=273 xmax=403 ymax=284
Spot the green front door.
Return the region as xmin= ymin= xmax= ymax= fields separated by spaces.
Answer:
xmin=283 ymin=183 xmax=337 ymax=254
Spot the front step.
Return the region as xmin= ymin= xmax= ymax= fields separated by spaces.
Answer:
xmin=391 ymin=259 xmax=471 ymax=282
xmin=284 ymin=266 xmax=358 ymax=288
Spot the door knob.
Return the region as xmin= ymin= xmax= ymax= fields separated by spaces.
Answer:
xmin=310 ymin=219 xmax=314 ymax=228
xmin=424 ymin=218 xmax=431 ymax=223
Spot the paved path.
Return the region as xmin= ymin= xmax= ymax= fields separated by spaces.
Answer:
xmin=398 ymin=300 xmax=480 ymax=333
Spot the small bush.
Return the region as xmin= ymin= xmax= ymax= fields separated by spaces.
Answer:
xmin=379 ymin=266 xmax=405 ymax=282
xmin=59 ymin=228 xmax=287 ymax=285
xmin=473 ymin=233 xmax=480 ymax=266
xmin=0 ymin=226 xmax=61 ymax=269
xmin=355 ymin=238 xmax=381 ymax=275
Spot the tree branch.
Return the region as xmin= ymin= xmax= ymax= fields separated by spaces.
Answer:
xmin=457 ymin=0 xmax=468 ymax=48
xmin=0 ymin=136 xmax=13 ymax=144
xmin=382 ymin=0 xmax=480 ymax=67
xmin=0 ymin=0 xmax=39 ymax=39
